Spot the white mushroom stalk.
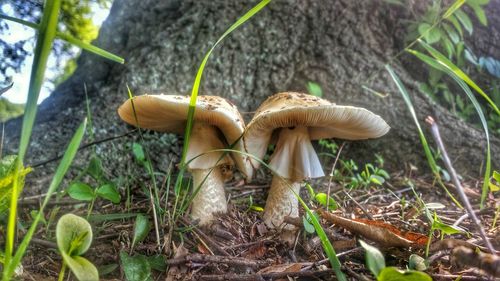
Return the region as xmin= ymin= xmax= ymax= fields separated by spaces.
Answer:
xmin=244 ymin=92 xmax=390 ymax=229
xmin=264 ymin=126 xmax=324 ymax=228
xmin=117 ymin=94 xmax=250 ymax=226
xmin=185 ymin=123 xmax=233 ymax=225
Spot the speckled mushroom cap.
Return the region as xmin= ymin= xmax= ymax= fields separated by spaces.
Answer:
xmin=244 ymin=92 xmax=390 ymax=174
xmin=118 ymin=94 xmax=249 ymax=175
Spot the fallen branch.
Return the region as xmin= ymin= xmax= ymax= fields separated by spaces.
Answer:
xmin=165 ymin=253 xmax=270 ymax=268
xmin=198 ymin=269 xmax=333 ymax=280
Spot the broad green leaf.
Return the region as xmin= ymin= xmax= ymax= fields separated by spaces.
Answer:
xmin=132 ymin=142 xmax=145 ymax=163
xmin=370 ymin=175 xmax=385 ymax=185
xmin=87 ymin=157 xmax=103 ymax=180
xmin=442 ymin=0 xmax=466 ymax=19
xmin=302 ymin=214 xmax=316 ymax=234
xmin=455 ymin=10 xmax=473 ymax=34
xmin=315 ymin=193 xmax=338 ymax=210
xmin=96 ymin=183 xmax=121 ymax=203
xmin=56 ymin=214 xmax=93 ymax=256
xmin=432 ymin=212 xmax=464 ymax=235
xmin=62 ymin=253 xmax=99 ymax=281
xmin=408 ymin=254 xmax=428 ymax=271
xmin=120 ymin=251 xmax=153 ymax=281
xmin=67 ymin=182 xmax=95 ymax=201
xmin=132 ymin=214 xmax=151 ymax=249
xmin=359 ymin=240 xmax=385 ymax=277
xmin=378 ymin=267 xmax=432 ymax=281
xmin=417 ymin=23 xmax=441 ymax=44
xmin=146 ymin=255 xmax=167 ymax=271
xmin=493 ymin=171 xmax=500 ymax=182
xmin=307 ymin=82 xmax=323 ymax=97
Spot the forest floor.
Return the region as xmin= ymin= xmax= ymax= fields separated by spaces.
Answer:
xmin=15 ymin=164 xmax=499 ymax=281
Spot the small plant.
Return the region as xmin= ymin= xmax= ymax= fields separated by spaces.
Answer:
xmin=66 ymin=156 xmax=121 ymax=216
xmin=360 ymin=240 xmax=432 ymax=281
xmin=333 ymin=157 xmax=390 ymax=189
xmin=56 ymin=213 xmax=98 ymax=281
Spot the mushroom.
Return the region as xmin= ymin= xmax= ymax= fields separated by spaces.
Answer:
xmin=244 ymin=92 xmax=390 ymax=229
xmin=118 ymin=94 xmax=248 ymax=225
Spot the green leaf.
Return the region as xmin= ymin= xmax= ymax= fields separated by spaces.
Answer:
xmin=418 ymin=23 xmax=441 ymax=44
xmin=132 ymin=142 xmax=146 ymax=163
xmin=408 ymin=254 xmax=428 ymax=271
xmin=446 ymin=15 xmax=463 ymax=37
xmin=87 ymin=157 xmax=103 ymax=180
xmin=370 ymin=175 xmax=385 ymax=185
xmin=442 ymin=0 xmax=466 ymax=19
xmin=131 ymin=214 xmax=151 ymax=249
xmin=442 ymin=23 xmax=460 ymax=43
xmin=359 ymin=240 xmax=386 ymax=277
xmin=67 ymin=182 xmax=95 ymax=201
xmin=467 ymin=2 xmax=487 ymax=25
xmin=432 ymin=212 xmax=465 ymax=235
xmin=96 ymin=183 xmax=121 ymax=204
xmin=146 ymin=255 xmax=167 ymax=272
xmin=61 ymin=253 xmax=99 ymax=281
xmin=441 ymin=37 xmax=455 ymax=58
xmin=378 ymin=267 xmax=432 ymax=281
xmin=302 ymin=214 xmax=316 ymax=234
xmin=455 ymin=10 xmax=473 ymax=34
xmin=120 ymin=251 xmax=152 ymax=281
xmin=493 ymin=171 xmax=500 ymax=182
xmin=315 ymin=193 xmax=338 ymax=210
xmin=56 ymin=214 xmax=93 ymax=256
xmin=307 ymin=82 xmax=323 ymax=97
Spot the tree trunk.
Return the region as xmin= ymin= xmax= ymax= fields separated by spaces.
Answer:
xmin=4 ymin=0 xmax=499 ymax=190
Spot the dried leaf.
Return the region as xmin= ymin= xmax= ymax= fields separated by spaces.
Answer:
xmin=243 ymin=242 xmax=267 ymax=259
xmin=258 ymin=263 xmax=302 ymax=274
xmin=166 ymin=243 xmax=189 ymax=281
xmin=318 ymin=209 xmax=428 ymax=248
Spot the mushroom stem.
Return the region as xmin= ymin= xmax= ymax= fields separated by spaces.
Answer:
xmin=190 ymin=167 xmax=227 ymax=225
xmin=263 ymin=176 xmax=301 ymax=229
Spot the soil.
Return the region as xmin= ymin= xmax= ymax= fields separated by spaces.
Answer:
xmin=9 ymin=152 xmax=499 ymax=281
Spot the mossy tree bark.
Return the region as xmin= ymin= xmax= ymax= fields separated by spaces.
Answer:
xmin=4 ymin=0 xmax=500 ymax=191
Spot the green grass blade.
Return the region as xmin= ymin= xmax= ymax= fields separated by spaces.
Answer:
xmin=0 ymin=13 xmax=125 ymax=64
xmin=2 ymin=119 xmax=87 ymax=281
xmin=180 ymin=0 xmax=271 ymax=165
xmin=4 ymin=0 xmax=61 ymax=266
xmin=442 ymin=0 xmax=466 ymax=19
xmin=408 ymin=50 xmax=491 ymax=208
xmin=385 ymin=65 xmax=463 ymax=208
xmin=418 ymin=40 xmax=500 ymax=116
xmin=0 ymin=14 xmax=38 ymax=29
xmin=58 ymin=33 xmax=125 ymax=64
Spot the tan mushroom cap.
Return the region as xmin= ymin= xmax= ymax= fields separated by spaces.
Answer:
xmin=118 ymin=94 xmax=249 ymax=175
xmin=244 ymin=92 xmax=390 ymax=172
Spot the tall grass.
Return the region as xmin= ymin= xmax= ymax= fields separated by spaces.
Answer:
xmin=386 ymin=65 xmax=463 ymax=208
xmin=408 ymin=40 xmax=493 ymax=208
xmin=1 ymin=0 xmax=124 ymax=277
